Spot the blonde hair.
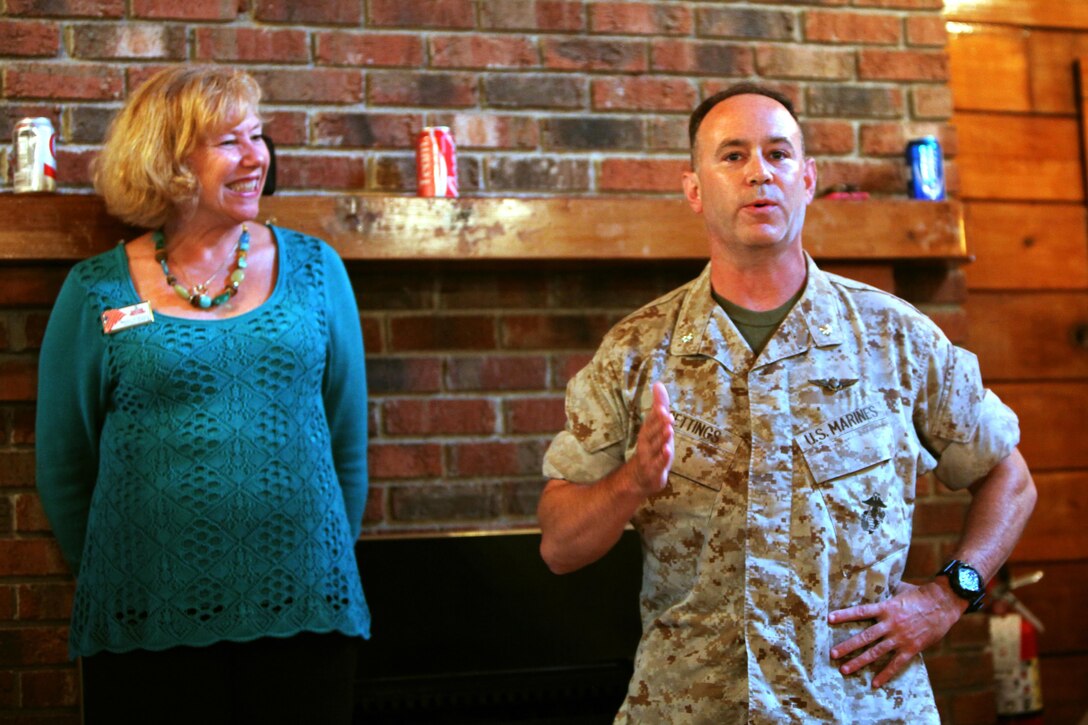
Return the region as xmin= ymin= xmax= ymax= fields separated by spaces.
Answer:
xmin=93 ymin=66 xmax=262 ymax=229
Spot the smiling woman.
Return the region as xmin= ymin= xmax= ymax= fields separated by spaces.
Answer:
xmin=34 ymin=66 xmax=371 ymax=724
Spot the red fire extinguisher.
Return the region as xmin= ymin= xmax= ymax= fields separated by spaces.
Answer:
xmin=988 ymin=567 xmax=1044 ymax=724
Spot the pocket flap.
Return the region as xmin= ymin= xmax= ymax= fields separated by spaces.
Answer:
xmin=798 ymin=415 xmax=894 ymax=484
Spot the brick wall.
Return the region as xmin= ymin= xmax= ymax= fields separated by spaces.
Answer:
xmin=0 ymin=0 xmax=951 ymax=196
xmin=0 ymin=2 xmax=987 ymax=723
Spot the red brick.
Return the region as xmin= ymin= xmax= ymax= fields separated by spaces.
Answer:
xmin=55 ymin=148 xmax=96 ymax=187
xmin=505 ymin=396 xmax=565 ymax=434
xmin=697 ymin=6 xmax=796 ymax=39
xmin=553 ymin=352 xmax=593 ymax=387
xmin=483 ymin=74 xmax=585 ymax=109
xmin=362 ymin=486 xmax=385 ymax=525
xmin=3 ymin=62 xmax=124 ymax=101
xmin=808 ymin=85 xmax=904 ymax=119
xmin=0 ymin=320 xmax=9 ymax=352
xmin=0 ymin=540 xmax=67 ymax=576
xmin=648 ymin=116 xmax=688 ymax=151
xmin=590 ymin=2 xmax=692 ymax=35
xmin=911 ymin=497 xmax=969 ymax=537
xmin=434 ymin=271 xmax=547 ymax=309
xmin=814 ymin=158 xmax=905 ymax=196
xmin=801 ymin=120 xmax=855 ymax=155
xmin=15 ymin=494 xmax=49 ymax=533
xmin=545 ymin=117 xmax=643 ymax=151
xmin=859 ymin=49 xmax=949 ymax=81
xmin=369 ymin=0 xmax=476 ymax=28
xmin=12 ymin=406 xmax=35 ymax=446
xmin=390 ymin=315 xmax=497 ymax=351
xmin=480 ymin=0 xmax=584 ymax=31
xmin=702 ymin=79 xmax=803 ymax=111
xmin=369 ymin=71 xmax=478 ymax=108
xmin=0 ymin=586 xmax=13 ymax=621
xmin=17 ymin=583 xmax=75 ymax=621
xmin=0 ymin=627 xmax=69 ymax=666
xmin=854 ymin=0 xmax=942 ymax=8
xmin=756 ymin=45 xmax=854 ymax=80
xmin=592 ymin=77 xmax=697 ymax=112
xmin=21 ymin=668 xmax=79 ymax=709
xmin=70 ymin=23 xmax=186 ymax=60
xmin=315 ymin=32 xmax=423 ymax=67
xmin=368 ymin=154 xmax=418 ymax=193
xmin=251 ymin=68 xmax=363 ymax=103
xmin=368 ymin=443 xmax=443 ymax=479
xmin=447 ymin=440 xmax=545 ymax=477
xmin=487 ymin=157 xmax=589 ymax=192
xmin=947 ymin=686 xmax=997 ymax=725
xmin=0 ymin=21 xmax=60 ymax=57
xmin=445 ymin=355 xmax=548 ymax=391
xmin=0 ymin=498 xmax=11 ymax=535
xmin=262 ymin=111 xmax=308 ymax=146
xmin=382 ymin=398 xmax=497 ymax=435
xmin=599 ymin=158 xmax=689 ymax=193
xmin=906 ymin=14 xmax=947 ymax=46
xmin=130 ymin=0 xmax=237 ymax=20
xmin=651 ymin=39 xmax=753 ymax=75
xmin=541 ymin=37 xmax=647 ymax=72
xmin=5 ymin=0 xmax=123 ymax=16
xmin=275 ymin=154 xmax=366 ymax=191
xmin=804 ymin=10 xmax=901 ymax=45
xmin=502 ymin=313 xmax=613 ymax=350
xmin=312 ymin=112 xmax=421 ymax=149
xmin=0 ymin=357 xmax=37 ymax=402
xmin=193 ymin=27 xmax=309 ymax=64
xmin=859 ymin=121 xmax=951 ymax=156
xmin=367 ymin=357 xmax=443 ymax=394
xmin=23 ymin=313 xmax=49 ymax=352
xmin=504 ymin=479 xmax=545 ymax=517
xmin=435 ymin=113 xmax=541 ymax=150
xmin=911 ymin=85 xmax=953 ymax=120
xmin=0 ymin=670 xmax=15 ymax=708
xmin=430 ymin=35 xmax=538 ymax=69
xmin=0 ymin=451 xmax=34 ymax=488
xmin=253 ymin=0 xmax=361 ymax=24
xmin=389 ymin=483 xmax=502 ymax=522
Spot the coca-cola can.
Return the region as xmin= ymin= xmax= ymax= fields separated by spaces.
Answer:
xmin=416 ymin=126 xmax=458 ymax=198
xmin=13 ymin=117 xmax=57 ymax=193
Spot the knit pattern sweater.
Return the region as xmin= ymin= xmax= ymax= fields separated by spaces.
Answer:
xmin=36 ymin=226 xmax=370 ymax=658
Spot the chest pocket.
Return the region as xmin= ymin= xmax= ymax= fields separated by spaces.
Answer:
xmin=798 ymin=416 xmax=909 ymax=571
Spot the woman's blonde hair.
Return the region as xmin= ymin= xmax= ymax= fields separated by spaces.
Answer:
xmin=93 ymin=66 xmax=262 ymax=229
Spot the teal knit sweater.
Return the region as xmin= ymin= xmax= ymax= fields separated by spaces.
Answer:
xmin=36 ymin=226 xmax=370 ymax=658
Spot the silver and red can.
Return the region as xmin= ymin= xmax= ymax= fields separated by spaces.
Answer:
xmin=416 ymin=126 xmax=458 ymax=198
xmin=906 ymin=135 xmax=944 ymax=201
xmin=12 ymin=117 xmax=57 ymax=193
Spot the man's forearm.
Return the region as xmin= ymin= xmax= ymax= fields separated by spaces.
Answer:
xmin=537 ymin=462 xmax=647 ymax=575
xmin=955 ymin=447 xmax=1037 ymax=581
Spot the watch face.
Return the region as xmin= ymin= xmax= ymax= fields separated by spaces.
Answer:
xmin=956 ymin=566 xmax=981 ymax=592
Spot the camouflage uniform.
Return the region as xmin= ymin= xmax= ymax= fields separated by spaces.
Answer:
xmin=543 ymin=256 xmax=1020 ymax=724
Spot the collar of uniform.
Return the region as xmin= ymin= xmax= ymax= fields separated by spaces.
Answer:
xmin=669 ymin=263 xmax=755 ymax=373
xmin=756 ymin=253 xmax=845 ymax=366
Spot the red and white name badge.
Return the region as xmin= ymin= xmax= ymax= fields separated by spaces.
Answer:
xmin=101 ymin=301 xmax=154 ymax=334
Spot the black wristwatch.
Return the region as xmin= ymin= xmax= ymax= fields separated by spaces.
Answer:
xmin=937 ymin=559 xmax=985 ymax=613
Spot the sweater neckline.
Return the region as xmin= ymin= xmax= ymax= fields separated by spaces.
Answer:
xmin=118 ymin=224 xmax=287 ymax=325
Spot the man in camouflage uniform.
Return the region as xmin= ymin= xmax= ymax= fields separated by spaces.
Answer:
xmin=538 ymin=84 xmax=1037 ymax=723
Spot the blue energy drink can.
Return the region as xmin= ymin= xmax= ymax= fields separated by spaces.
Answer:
xmin=906 ymin=136 xmax=945 ymax=201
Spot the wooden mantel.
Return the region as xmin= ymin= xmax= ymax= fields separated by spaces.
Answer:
xmin=0 ymin=194 xmax=966 ymax=263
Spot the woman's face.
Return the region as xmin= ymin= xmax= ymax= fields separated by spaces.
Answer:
xmin=184 ymin=110 xmax=268 ymax=229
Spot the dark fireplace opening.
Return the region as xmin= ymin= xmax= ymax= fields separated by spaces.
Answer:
xmin=354 ymin=530 xmax=643 ymax=724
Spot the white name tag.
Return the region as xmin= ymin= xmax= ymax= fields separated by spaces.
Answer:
xmin=101 ymin=301 xmax=154 ymax=334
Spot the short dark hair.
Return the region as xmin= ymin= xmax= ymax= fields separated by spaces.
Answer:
xmin=688 ymin=83 xmax=802 ymax=152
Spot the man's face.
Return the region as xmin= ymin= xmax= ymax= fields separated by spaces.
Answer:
xmin=682 ymin=94 xmax=816 ymax=256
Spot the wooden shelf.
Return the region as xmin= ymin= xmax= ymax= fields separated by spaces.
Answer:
xmin=0 ymin=193 xmax=966 ymax=263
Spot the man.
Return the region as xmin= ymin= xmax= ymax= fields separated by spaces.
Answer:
xmin=537 ymin=83 xmax=1036 ymax=723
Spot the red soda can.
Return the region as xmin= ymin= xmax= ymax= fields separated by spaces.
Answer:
xmin=416 ymin=126 xmax=458 ymax=197
xmin=12 ymin=117 xmax=57 ymax=193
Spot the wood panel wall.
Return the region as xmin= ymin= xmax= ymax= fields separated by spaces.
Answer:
xmin=946 ymin=2 xmax=1088 ymax=721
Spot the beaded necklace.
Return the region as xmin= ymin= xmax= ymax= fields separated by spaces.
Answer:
xmin=153 ymin=224 xmax=250 ymax=309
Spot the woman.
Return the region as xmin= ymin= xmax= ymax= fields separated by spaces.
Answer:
xmin=35 ymin=66 xmax=369 ymax=723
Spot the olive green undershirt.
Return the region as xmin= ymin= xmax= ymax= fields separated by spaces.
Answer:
xmin=712 ymin=286 xmax=804 ymax=356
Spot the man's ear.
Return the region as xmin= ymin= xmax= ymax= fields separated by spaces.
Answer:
xmin=803 ymin=156 xmax=817 ymax=203
xmin=682 ymin=169 xmax=702 ymax=214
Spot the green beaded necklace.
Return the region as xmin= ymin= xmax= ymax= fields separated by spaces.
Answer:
xmin=153 ymin=224 xmax=250 ymax=309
